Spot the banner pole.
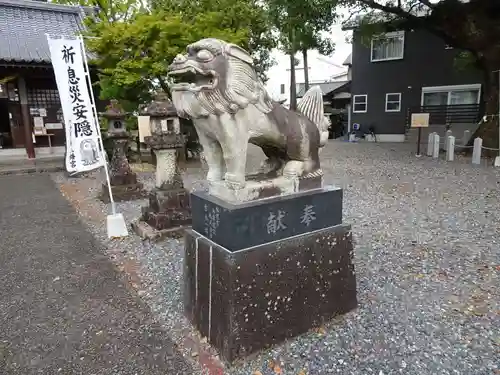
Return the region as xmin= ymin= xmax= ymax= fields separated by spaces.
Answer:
xmin=78 ymin=35 xmax=116 ymax=215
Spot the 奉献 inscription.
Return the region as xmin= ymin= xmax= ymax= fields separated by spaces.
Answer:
xmin=267 ymin=210 xmax=287 ymax=235
xmin=300 ymin=204 xmax=316 ymax=226
xmin=191 ymin=188 xmax=343 ymax=251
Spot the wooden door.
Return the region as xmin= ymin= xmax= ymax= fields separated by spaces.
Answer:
xmin=8 ymin=103 xmax=24 ymax=147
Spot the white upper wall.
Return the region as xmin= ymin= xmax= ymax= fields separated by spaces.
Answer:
xmin=264 ymin=23 xmax=352 ymax=103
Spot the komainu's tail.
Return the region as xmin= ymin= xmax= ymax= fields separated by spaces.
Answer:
xmin=297 ymin=85 xmax=329 ymax=148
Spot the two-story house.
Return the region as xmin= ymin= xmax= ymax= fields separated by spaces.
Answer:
xmin=343 ymin=22 xmax=483 ymax=142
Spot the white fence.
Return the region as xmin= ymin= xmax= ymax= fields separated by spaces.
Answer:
xmin=425 ymin=130 xmax=499 ymax=165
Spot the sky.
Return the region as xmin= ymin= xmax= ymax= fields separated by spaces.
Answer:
xmin=264 ymin=23 xmax=353 ymax=101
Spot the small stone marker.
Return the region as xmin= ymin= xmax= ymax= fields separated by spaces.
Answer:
xmin=432 ymin=134 xmax=440 ymax=159
xmin=427 ymin=132 xmax=435 ymax=156
xmin=446 ymin=136 xmax=455 ymax=161
xmin=462 ymin=130 xmax=471 ymax=145
xmin=444 ymin=129 xmax=452 ymax=152
xmin=472 ymin=137 xmax=482 ymax=165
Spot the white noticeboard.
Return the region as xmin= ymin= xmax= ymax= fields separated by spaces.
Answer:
xmin=138 ymin=115 xmax=151 ymax=143
xmin=33 ymin=116 xmax=46 ymax=135
xmin=411 ymin=113 xmax=430 ymax=128
xmin=47 ymin=35 xmax=104 ymax=173
xmin=45 ymin=122 xmax=63 ymax=130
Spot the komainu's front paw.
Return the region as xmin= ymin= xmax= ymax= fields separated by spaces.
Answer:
xmin=224 ymin=172 xmax=245 ymax=189
xmin=283 ymin=160 xmax=305 ymax=178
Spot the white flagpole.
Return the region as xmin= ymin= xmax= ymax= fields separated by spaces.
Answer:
xmin=78 ymin=35 xmax=117 ymax=215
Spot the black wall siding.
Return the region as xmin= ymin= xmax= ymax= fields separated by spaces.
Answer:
xmin=350 ymin=28 xmax=484 ymax=135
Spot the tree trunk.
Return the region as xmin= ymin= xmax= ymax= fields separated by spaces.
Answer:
xmin=157 ymin=76 xmax=171 ymax=99
xmin=467 ymin=65 xmax=499 ymax=156
xmin=302 ymin=49 xmax=309 ymax=92
xmin=289 ymin=52 xmax=297 ymax=110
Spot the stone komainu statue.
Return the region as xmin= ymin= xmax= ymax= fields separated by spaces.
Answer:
xmin=168 ymin=38 xmax=329 ymax=188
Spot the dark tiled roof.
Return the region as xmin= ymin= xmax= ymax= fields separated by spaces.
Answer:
xmin=0 ymin=0 xmax=93 ymax=63
xmin=324 ymin=81 xmax=351 ymax=98
xmin=297 ymin=81 xmax=349 ymax=98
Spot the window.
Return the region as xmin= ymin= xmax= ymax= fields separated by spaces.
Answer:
xmin=353 ymin=94 xmax=367 ymax=113
xmin=0 ymin=83 xmax=6 ymax=99
xmin=421 ymin=84 xmax=481 ymax=106
xmin=27 ymin=88 xmax=60 ymax=108
xmin=385 ymin=93 xmax=402 ymax=112
xmin=371 ymin=31 xmax=405 ymax=62
xmin=280 ymin=84 xmax=285 ymax=94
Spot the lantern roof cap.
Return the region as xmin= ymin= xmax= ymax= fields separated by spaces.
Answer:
xmin=100 ymin=99 xmax=128 ymax=119
xmin=140 ymin=92 xmax=177 ymax=117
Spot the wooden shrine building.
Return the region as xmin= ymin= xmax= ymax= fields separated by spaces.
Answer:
xmin=0 ymin=0 xmax=97 ymax=158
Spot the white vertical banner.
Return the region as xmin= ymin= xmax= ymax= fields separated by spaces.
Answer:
xmin=47 ymin=35 xmax=104 ymax=173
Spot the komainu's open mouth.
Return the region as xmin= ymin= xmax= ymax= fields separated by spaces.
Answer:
xmin=168 ymin=65 xmax=217 ymax=91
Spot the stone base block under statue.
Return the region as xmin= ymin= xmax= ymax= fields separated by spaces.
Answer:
xmin=100 ymin=174 xmax=146 ymax=203
xmin=132 ymin=187 xmax=192 ymax=241
xmin=183 ymin=188 xmax=357 ymax=363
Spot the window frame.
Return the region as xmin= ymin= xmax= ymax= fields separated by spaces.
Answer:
xmin=385 ymin=92 xmax=402 ymax=112
xmin=370 ymin=31 xmax=405 ymax=62
xmin=352 ymin=94 xmax=368 ymax=113
xmin=420 ymin=84 xmax=482 ymax=106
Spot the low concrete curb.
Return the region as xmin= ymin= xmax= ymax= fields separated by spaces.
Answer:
xmin=0 ymin=165 xmax=65 ymax=176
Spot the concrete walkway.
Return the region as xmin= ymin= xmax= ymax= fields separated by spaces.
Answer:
xmin=0 ymin=174 xmax=193 ymax=374
xmin=0 ymin=155 xmax=64 ymax=175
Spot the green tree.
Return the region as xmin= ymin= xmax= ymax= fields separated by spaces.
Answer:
xmin=85 ymin=12 xmax=248 ymax=107
xmin=266 ymin=0 xmax=337 ymax=109
xmin=52 ymin=0 xmax=144 ymax=23
xmin=54 ymin=0 xmax=276 ymax=110
xmin=340 ymin=0 xmax=500 ymax=151
xmin=154 ymin=0 xmax=277 ymax=82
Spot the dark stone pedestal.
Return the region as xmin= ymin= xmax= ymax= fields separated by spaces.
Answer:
xmin=100 ymin=135 xmax=146 ymax=202
xmin=191 ymin=187 xmax=343 ymax=251
xmin=100 ymin=176 xmax=146 ymax=203
xmin=132 ymin=187 xmax=192 ymax=240
xmin=183 ymin=187 xmax=357 ymax=363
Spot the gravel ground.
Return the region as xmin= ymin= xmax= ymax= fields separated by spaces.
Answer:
xmin=52 ymin=141 xmax=500 ymax=375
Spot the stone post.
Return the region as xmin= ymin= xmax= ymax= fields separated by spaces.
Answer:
xmin=132 ymin=94 xmax=191 ymax=240
xmin=427 ymin=132 xmax=435 ymax=157
xmin=444 ymin=129 xmax=452 ymax=152
xmin=432 ymin=134 xmax=440 ymax=159
xmin=472 ymin=137 xmax=482 ymax=165
xmin=462 ymin=130 xmax=471 ymax=145
xmin=446 ymin=136 xmax=455 ymax=161
xmin=99 ymin=100 xmax=145 ymax=202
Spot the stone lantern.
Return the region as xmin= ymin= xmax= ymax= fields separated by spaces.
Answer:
xmin=132 ymin=93 xmax=192 ymax=240
xmin=99 ymin=99 xmax=145 ymax=202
